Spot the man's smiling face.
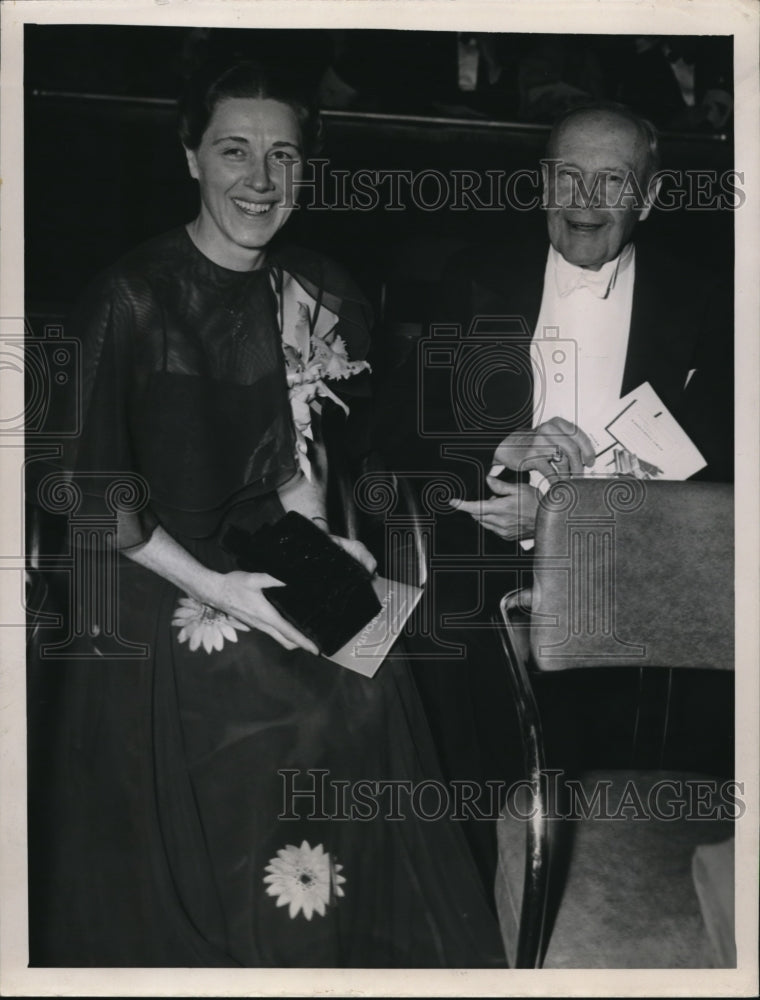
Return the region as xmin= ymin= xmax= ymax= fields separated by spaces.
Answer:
xmin=542 ymin=110 xmax=653 ymax=271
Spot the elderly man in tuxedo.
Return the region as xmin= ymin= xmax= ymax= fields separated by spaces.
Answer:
xmin=371 ymin=102 xmax=733 ymax=895
xmin=446 ymin=102 xmax=732 ymax=542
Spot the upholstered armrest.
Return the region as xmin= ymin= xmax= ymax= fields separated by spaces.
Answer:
xmin=531 ymin=480 xmax=733 ymax=672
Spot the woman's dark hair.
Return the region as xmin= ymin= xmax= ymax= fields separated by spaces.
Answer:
xmin=178 ymin=56 xmax=323 ymax=154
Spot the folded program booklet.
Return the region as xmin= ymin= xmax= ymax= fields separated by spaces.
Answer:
xmin=583 ymin=381 xmax=707 ymax=480
xmin=327 ymin=575 xmax=424 ymax=678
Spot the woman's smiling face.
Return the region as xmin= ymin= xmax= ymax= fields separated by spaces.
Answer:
xmin=184 ymin=97 xmax=303 ymax=271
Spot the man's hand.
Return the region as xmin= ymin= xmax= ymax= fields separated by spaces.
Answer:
xmin=493 ymin=418 xmax=595 ymax=478
xmin=449 ymin=479 xmax=540 ymax=541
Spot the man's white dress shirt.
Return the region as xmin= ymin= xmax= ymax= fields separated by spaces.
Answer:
xmin=531 ymin=242 xmax=636 ymax=471
xmin=508 ymin=242 xmax=636 ymax=549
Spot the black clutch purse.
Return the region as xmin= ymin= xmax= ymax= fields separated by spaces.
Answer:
xmin=221 ymin=512 xmax=381 ymax=655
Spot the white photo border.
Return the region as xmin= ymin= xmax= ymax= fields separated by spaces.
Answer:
xmin=1 ymin=1 xmax=758 ymax=996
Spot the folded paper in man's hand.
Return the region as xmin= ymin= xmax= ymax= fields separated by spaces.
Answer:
xmin=586 ymin=381 xmax=706 ymax=480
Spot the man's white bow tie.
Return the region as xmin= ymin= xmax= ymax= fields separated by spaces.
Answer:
xmin=556 ymin=263 xmax=615 ymax=298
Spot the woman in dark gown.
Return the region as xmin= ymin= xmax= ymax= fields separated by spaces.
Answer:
xmin=28 ymin=57 xmax=507 ymax=969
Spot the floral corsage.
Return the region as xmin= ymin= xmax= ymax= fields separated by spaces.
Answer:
xmin=277 ymin=273 xmax=370 ymax=480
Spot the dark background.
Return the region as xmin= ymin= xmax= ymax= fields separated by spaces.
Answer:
xmin=25 ymin=25 xmax=734 ymax=317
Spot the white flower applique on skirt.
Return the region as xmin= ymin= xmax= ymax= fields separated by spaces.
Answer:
xmin=263 ymin=840 xmax=346 ymax=920
xmin=171 ymin=596 xmax=250 ymax=654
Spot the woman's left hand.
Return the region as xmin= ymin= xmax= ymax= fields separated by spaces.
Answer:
xmin=329 ymin=535 xmax=378 ymax=576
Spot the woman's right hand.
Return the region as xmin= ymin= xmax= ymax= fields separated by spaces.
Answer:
xmin=124 ymin=527 xmax=319 ymax=654
xmin=209 ymin=570 xmax=319 ymax=654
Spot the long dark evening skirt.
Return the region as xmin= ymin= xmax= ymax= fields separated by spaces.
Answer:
xmin=28 ymin=495 xmax=507 ymax=968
